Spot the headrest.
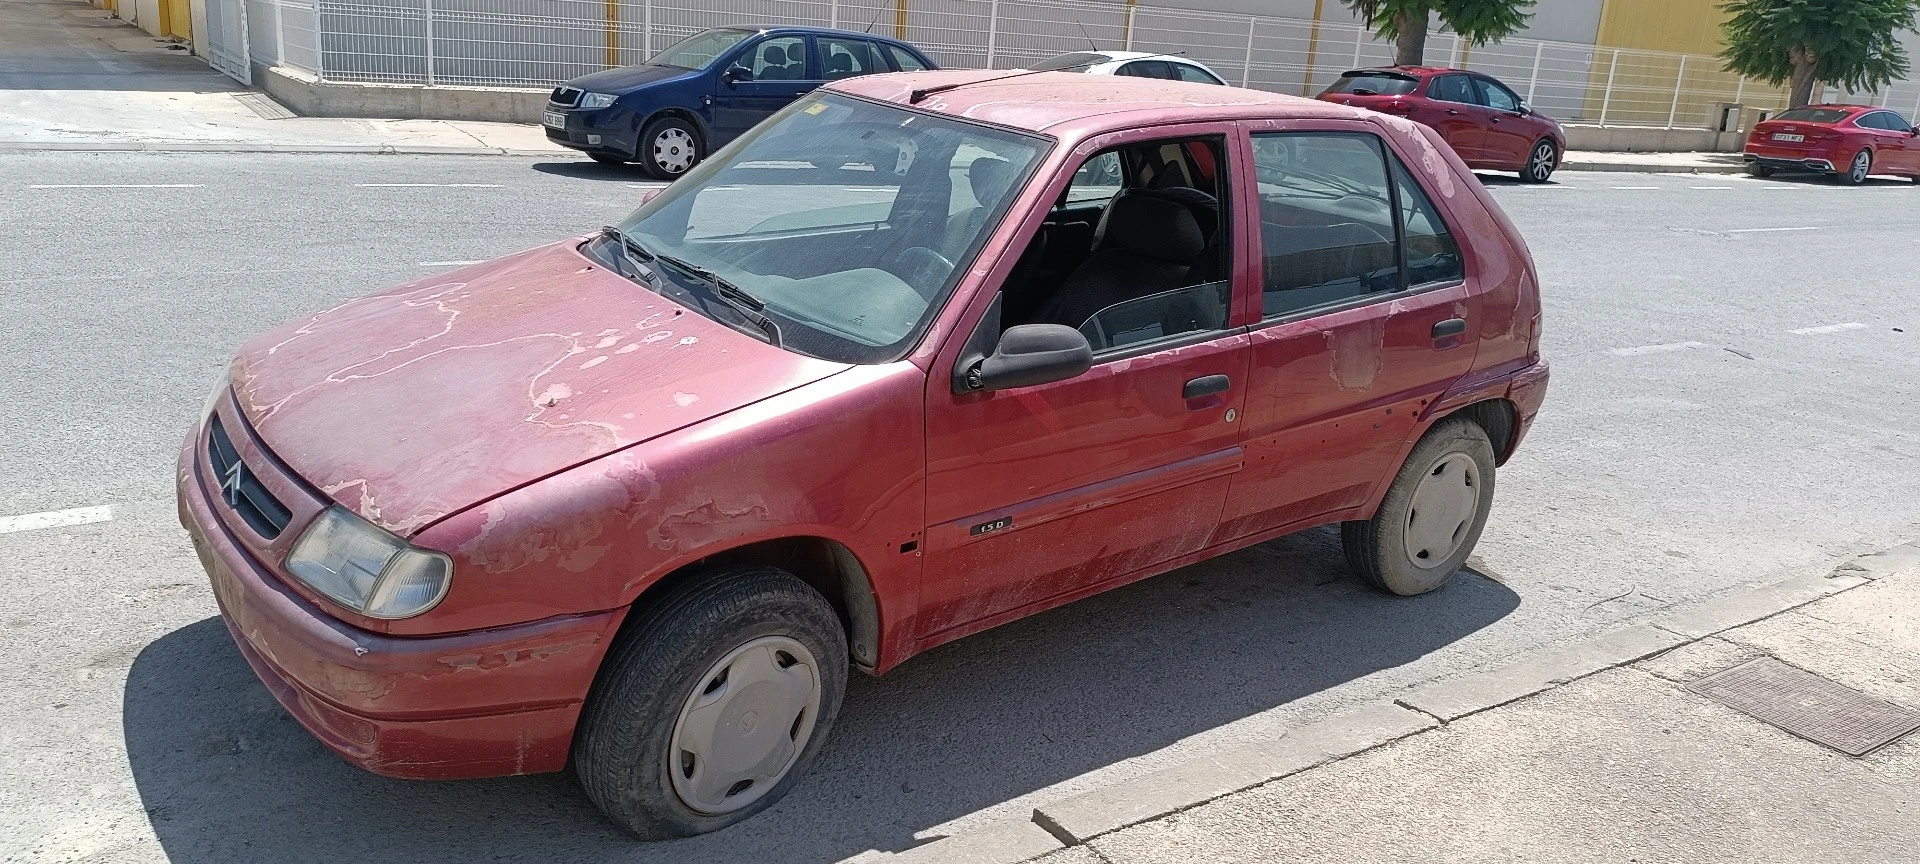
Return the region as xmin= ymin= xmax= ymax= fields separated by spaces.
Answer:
xmin=763 ymin=45 xmax=787 ymax=65
xmin=828 ymin=52 xmax=854 ymax=73
xmin=1103 ymin=193 xmax=1204 ymax=263
xmin=967 ymin=156 xmax=1016 ymax=204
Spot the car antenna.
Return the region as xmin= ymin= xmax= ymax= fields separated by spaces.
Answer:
xmin=860 ymin=5 xmax=887 ymax=34
xmin=1070 ymin=13 xmax=1100 ymax=51
xmin=909 ymin=51 xmax=1188 ymax=104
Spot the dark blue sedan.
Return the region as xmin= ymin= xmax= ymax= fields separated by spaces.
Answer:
xmin=544 ymin=26 xmax=938 ymax=179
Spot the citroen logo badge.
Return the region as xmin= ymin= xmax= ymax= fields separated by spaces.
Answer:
xmin=221 ymin=459 xmax=245 ymax=507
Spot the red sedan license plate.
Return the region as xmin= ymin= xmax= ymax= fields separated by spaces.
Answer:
xmin=1772 ymin=133 xmax=1805 ymax=143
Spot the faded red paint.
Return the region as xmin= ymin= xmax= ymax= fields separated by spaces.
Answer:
xmin=179 ymin=71 xmax=1548 ymax=780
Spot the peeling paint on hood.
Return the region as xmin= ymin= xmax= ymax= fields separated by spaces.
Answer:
xmin=229 ymin=241 xmax=851 ymax=537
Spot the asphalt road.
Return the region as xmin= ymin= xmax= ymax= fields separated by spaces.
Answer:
xmin=4 ymin=153 xmax=1919 ymax=864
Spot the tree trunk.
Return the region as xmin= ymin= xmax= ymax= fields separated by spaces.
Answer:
xmin=1393 ymin=11 xmax=1428 ymax=66
xmin=1788 ymin=45 xmax=1818 ymax=108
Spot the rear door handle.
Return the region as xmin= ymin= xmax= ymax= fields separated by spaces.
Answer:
xmin=1183 ymin=374 xmax=1231 ymax=400
xmin=1431 ymin=318 xmax=1467 ymax=340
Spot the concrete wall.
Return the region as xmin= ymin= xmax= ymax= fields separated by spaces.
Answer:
xmin=1563 ymin=123 xmax=1748 ymax=153
xmin=259 ymin=65 xmax=549 ymax=123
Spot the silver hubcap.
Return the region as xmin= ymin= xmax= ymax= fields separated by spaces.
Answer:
xmin=667 ymin=635 xmax=821 ymax=815
xmin=1852 ymin=152 xmax=1870 ymax=182
xmin=1403 ymin=452 xmax=1481 ymax=568
xmin=653 ymin=127 xmax=695 ymax=173
xmin=1530 ymin=143 xmax=1555 ymax=180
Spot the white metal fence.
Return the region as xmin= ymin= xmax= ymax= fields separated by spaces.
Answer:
xmin=241 ymin=0 xmax=1920 ymax=128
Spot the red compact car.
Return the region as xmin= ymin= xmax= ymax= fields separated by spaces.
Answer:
xmin=1744 ymin=104 xmax=1920 ymax=184
xmin=179 ymin=71 xmax=1547 ymax=838
xmin=1317 ymin=67 xmax=1566 ymax=183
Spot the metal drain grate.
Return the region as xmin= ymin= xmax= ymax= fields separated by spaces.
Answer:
xmin=232 ymin=92 xmax=297 ymax=120
xmin=1687 ymin=658 xmax=1920 ymax=756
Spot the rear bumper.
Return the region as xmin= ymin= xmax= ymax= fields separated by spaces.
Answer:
xmin=177 ymin=424 xmax=624 ymax=779
xmin=1744 ymin=152 xmax=1836 ymax=172
xmin=1505 ymin=356 xmax=1550 ymax=456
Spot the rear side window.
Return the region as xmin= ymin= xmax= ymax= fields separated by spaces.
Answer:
xmin=1251 ymin=132 xmax=1463 ymax=319
xmin=820 ymin=37 xmax=885 ymax=80
xmin=1773 ymin=107 xmax=1852 ymax=123
xmin=1427 ymin=75 xmax=1480 ymax=105
xmin=1173 ymin=63 xmax=1225 ymax=85
xmin=887 ymin=45 xmax=928 ymax=72
xmin=1324 ymin=72 xmax=1419 ymax=96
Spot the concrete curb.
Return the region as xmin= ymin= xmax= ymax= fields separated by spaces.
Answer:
xmin=1559 ymin=159 xmax=1748 ymax=174
xmin=0 ymin=141 xmax=573 ymax=157
xmin=879 ymin=539 xmax=1920 ymax=864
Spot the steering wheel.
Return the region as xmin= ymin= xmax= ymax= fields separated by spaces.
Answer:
xmin=891 ymin=245 xmax=955 ymax=295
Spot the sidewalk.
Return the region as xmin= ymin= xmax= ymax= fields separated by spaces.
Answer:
xmin=1560 ymin=149 xmax=1749 ymax=174
xmin=879 ymin=543 xmax=1920 ymax=864
xmin=0 ymin=0 xmax=568 ymax=155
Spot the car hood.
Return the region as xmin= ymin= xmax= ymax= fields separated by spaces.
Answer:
xmin=564 ymin=63 xmax=699 ymax=94
xmin=229 ymin=241 xmax=850 ymax=537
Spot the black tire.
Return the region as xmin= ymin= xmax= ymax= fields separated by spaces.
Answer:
xmin=589 ymin=152 xmax=628 ymax=166
xmin=1519 ymin=139 xmax=1558 ymax=183
xmin=638 ymin=115 xmax=704 ymax=182
xmin=1341 ymin=417 xmax=1497 ymax=596
xmin=1747 ymin=163 xmax=1775 ymax=178
xmin=1836 ymin=148 xmax=1871 ymax=185
xmin=574 ymin=567 xmax=848 ymax=839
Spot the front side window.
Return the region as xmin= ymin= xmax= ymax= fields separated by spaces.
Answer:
xmin=651 ymin=28 xmax=752 ymax=70
xmin=1475 ymin=77 xmax=1521 ymax=112
xmin=820 ymin=37 xmax=885 ymax=80
xmin=1427 ymin=74 xmax=1479 ymax=105
xmin=1062 ymin=151 xmax=1123 ymax=206
xmin=613 ymin=94 xmax=1045 ymax=364
xmin=742 ymin=36 xmax=808 ymax=81
xmin=887 ymin=45 xmax=929 ymax=72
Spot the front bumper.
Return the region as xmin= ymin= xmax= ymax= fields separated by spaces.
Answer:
xmin=176 ymin=411 xmax=624 ymax=779
xmin=542 ymin=103 xmax=637 ymax=156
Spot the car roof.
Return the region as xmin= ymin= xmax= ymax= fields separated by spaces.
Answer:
xmin=1341 ymin=66 xmax=1470 ymax=78
xmin=828 ymin=70 xmax=1370 ymax=136
xmin=727 ymin=24 xmax=917 ymax=44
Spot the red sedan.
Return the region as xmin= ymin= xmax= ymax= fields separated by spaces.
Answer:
xmin=180 ymin=71 xmax=1547 ymax=838
xmin=1744 ymin=104 xmax=1920 ymax=184
xmin=1318 ymin=66 xmax=1566 ymax=183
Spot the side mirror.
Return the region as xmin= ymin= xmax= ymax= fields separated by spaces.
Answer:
xmin=967 ymin=325 xmax=1093 ymax=392
xmin=1516 ymin=101 xmax=1532 ymax=114
xmin=723 ymin=65 xmax=753 ymax=85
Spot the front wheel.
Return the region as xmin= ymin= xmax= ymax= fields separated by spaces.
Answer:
xmin=574 ymin=567 xmax=848 ymax=839
xmin=1836 ymin=149 xmax=1871 ymax=185
xmin=1519 ymin=139 xmax=1558 ymax=184
xmin=1342 ymin=418 xmax=1497 ymax=596
xmin=639 ymin=116 xmax=703 ymax=182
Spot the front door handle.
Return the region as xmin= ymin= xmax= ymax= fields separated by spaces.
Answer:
xmin=1431 ymin=318 xmax=1468 ymax=341
xmin=1445 ymin=109 xmax=1462 ymax=116
xmin=1183 ymin=374 xmax=1231 ymax=400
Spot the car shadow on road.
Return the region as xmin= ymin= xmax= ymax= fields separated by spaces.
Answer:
xmin=529 ymin=161 xmax=665 ymax=184
xmin=124 ymin=525 xmax=1517 ymax=864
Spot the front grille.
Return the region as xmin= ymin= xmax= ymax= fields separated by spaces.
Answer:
xmin=550 ymin=86 xmax=582 ymax=107
xmin=208 ymin=417 xmax=293 ymax=539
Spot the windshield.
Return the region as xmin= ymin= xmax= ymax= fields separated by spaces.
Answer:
xmin=1324 ymin=72 xmax=1419 ymax=96
xmin=615 ymin=93 xmax=1048 ymax=363
xmin=651 ymin=28 xmax=751 ymax=69
xmin=1771 ymin=107 xmax=1853 ymax=124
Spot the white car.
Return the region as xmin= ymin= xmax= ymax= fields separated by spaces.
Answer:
xmin=1028 ymin=51 xmax=1228 ymax=85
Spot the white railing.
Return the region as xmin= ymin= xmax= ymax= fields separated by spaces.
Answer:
xmin=240 ymin=0 xmax=1920 ymax=128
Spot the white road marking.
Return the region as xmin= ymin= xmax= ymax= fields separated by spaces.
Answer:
xmin=1611 ymin=186 xmax=1660 ymax=190
xmin=1725 ymin=226 xmax=1821 ymax=234
xmin=418 ymin=260 xmax=484 ymax=266
xmin=1690 ymin=185 xmax=1733 ymax=190
xmin=1789 ymin=322 xmax=1866 ymax=335
xmin=28 ymin=184 xmax=202 ymax=189
xmin=0 ymin=505 xmax=114 ymax=534
xmin=354 ymin=183 xmax=504 ymax=188
xmin=1609 ymin=341 xmax=1708 ymax=357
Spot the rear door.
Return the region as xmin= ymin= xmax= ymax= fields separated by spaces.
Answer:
xmin=1422 ymin=74 xmax=1488 ymax=162
xmin=709 ymin=35 xmax=816 ymax=144
xmin=1473 ymin=76 xmax=1534 ymax=167
xmin=818 ymin=35 xmax=889 ymax=83
xmin=1863 ymin=111 xmax=1917 ymax=172
xmin=1216 ymin=124 xmax=1480 ymax=542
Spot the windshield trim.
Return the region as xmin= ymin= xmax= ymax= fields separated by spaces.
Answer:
xmin=615 ymin=91 xmax=1057 ymax=366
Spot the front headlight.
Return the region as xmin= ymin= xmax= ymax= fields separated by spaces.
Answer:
xmin=579 ymin=92 xmax=617 ymax=110
xmin=285 ymin=506 xmax=453 ymax=619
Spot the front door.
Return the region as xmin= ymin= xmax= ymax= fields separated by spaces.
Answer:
xmin=710 ymin=35 xmax=818 ymax=145
xmin=1474 ymin=76 xmax=1534 ymax=167
xmin=1216 ymin=126 xmax=1480 ymax=542
xmin=918 ymin=127 xmax=1252 ymax=639
xmin=1423 ymin=74 xmax=1488 ymax=162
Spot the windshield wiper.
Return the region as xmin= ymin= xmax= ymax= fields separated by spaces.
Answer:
xmin=597 ymin=225 xmax=657 ymax=280
xmin=652 ymin=253 xmax=783 ymax=347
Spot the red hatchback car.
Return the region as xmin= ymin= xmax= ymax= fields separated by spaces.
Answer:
xmin=179 ymin=71 xmax=1547 ymax=838
xmin=1744 ymin=104 xmax=1920 ymax=184
xmin=1318 ymin=67 xmax=1566 ymax=183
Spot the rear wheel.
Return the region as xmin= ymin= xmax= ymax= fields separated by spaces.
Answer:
xmin=639 ymin=116 xmax=703 ymax=182
xmin=1342 ymin=418 xmax=1497 ymax=596
xmin=1837 ymin=149 xmax=1872 ymax=185
xmin=1520 ymin=139 xmax=1558 ymax=183
xmin=1747 ymin=163 xmax=1775 ymax=178
xmin=574 ymin=567 xmax=848 ymax=839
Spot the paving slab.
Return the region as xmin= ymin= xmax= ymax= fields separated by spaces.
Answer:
xmin=1395 ymin=623 xmax=1686 ymax=721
